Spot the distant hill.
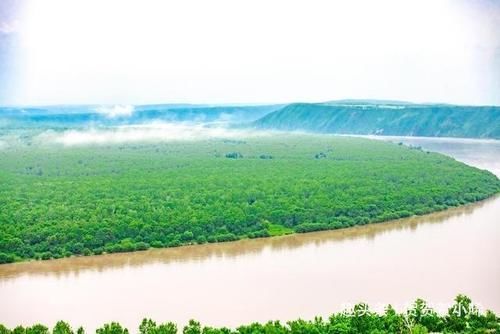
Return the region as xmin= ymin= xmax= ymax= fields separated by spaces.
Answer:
xmin=253 ymin=102 xmax=500 ymax=139
xmin=0 ymin=104 xmax=283 ymax=129
xmin=3 ymin=101 xmax=499 ymax=139
xmin=320 ymin=99 xmax=416 ymax=106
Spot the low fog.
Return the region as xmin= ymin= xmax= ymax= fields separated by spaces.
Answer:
xmin=94 ymin=105 xmax=135 ymax=118
xmin=27 ymin=122 xmax=276 ymax=147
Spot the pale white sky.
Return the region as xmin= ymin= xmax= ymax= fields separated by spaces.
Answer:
xmin=1 ymin=0 xmax=499 ymax=105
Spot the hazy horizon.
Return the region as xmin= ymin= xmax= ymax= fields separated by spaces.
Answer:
xmin=2 ymin=98 xmax=500 ymax=108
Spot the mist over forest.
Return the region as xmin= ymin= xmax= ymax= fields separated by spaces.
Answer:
xmin=1 ymin=100 xmax=499 ymax=151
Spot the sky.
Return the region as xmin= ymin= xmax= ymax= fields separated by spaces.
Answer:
xmin=0 ymin=0 xmax=499 ymax=106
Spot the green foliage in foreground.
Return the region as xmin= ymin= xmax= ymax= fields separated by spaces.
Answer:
xmin=0 ymin=135 xmax=499 ymax=262
xmin=0 ymin=295 xmax=498 ymax=334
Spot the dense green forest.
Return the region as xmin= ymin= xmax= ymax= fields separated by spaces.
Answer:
xmin=0 ymin=295 xmax=498 ymax=333
xmin=253 ymin=102 xmax=500 ymax=139
xmin=0 ymin=135 xmax=499 ymax=263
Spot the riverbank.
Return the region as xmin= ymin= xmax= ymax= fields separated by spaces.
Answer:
xmin=0 ymin=194 xmax=497 ymax=277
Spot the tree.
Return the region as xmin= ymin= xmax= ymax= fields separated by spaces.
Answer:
xmin=52 ymin=322 xmax=73 ymax=334
xmin=0 ymin=324 xmax=10 ymax=334
xmin=26 ymin=325 xmax=49 ymax=334
xmin=0 ymin=253 xmax=15 ymax=264
xmin=225 ymin=152 xmax=242 ymax=159
xmin=139 ymin=319 xmax=156 ymax=334
xmin=410 ymin=324 xmax=428 ymax=334
xmin=382 ymin=305 xmax=403 ymax=333
xmin=183 ymin=320 xmax=201 ymax=334
xmin=156 ymin=323 xmax=177 ymax=334
xmin=446 ymin=294 xmax=475 ymax=332
xmin=96 ymin=323 xmax=128 ymax=334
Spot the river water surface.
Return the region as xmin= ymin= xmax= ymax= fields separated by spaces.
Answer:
xmin=1 ymin=137 xmax=499 ymax=332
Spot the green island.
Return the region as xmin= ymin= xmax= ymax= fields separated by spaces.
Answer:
xmin=0 ymin=295 xmax=498 ymax=334
xmin=0 ymin=135 xmax=499 ymax=263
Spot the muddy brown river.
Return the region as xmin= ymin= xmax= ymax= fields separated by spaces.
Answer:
xmin=1 ymin=137 xmax=499 ymax=332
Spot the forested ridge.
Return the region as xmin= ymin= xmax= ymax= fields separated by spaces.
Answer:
xmin=0 ymin=295 xmax=498 ymax=334
xmin=0 ymin=135 xmax=498 ymax=263
xmin=3 ymin=101 xmax=500 ymax=139
xmin=253 ymin=102 xmax=500 ymax=139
